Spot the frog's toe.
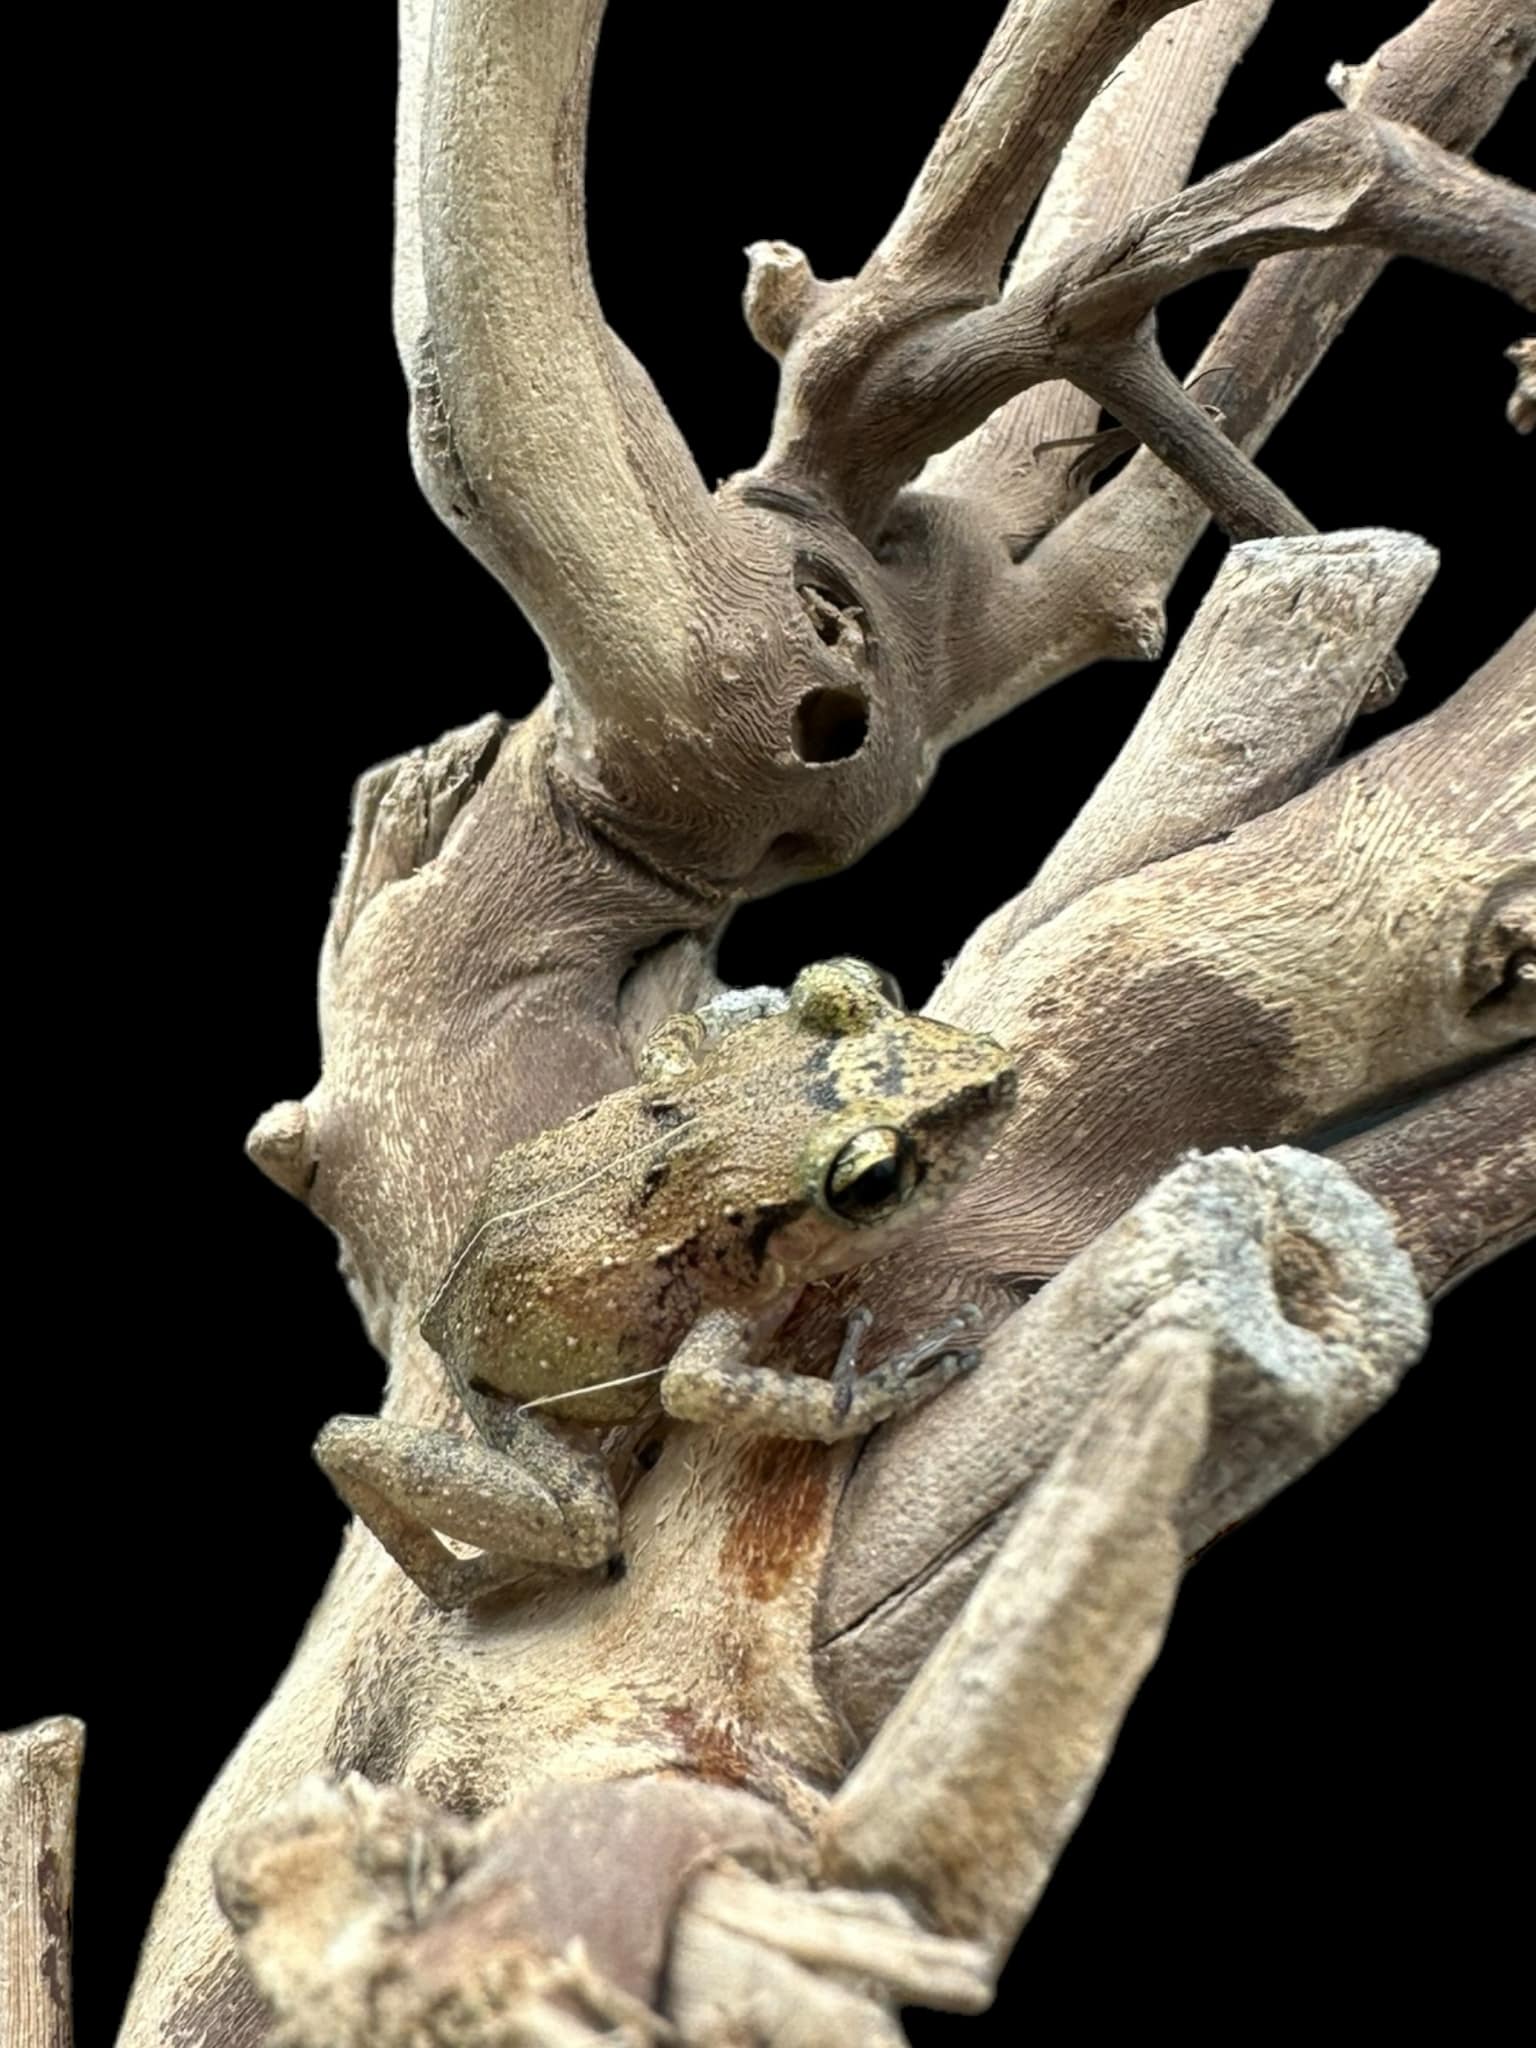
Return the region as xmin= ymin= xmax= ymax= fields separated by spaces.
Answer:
xmin=888 ymin=1307 xmax=985 ymax=1379
xmin=908 ymin=1343 xmax=981 ymax=1387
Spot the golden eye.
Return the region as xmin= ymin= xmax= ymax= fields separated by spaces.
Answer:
xmin=825 ymin=1128 xmax=917 ymax=1223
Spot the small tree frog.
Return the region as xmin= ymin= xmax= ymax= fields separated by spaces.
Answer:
xmin=316 ymin=958 xmax=1016 ymax=1607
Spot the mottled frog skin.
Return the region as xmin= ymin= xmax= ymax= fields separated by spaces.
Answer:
xmin=316 ymin=959 xmax=1016 ymax=1608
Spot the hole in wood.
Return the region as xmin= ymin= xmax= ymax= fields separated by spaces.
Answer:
xmin=792 ymin=686 xmax=869 ymax=764
xmin=766 ymin=831 xmax=817 ymax=867
xmin=1269 ymin=1228 xmax=1344 ymax=1339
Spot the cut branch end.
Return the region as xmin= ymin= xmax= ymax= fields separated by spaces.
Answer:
xmin=246 ymin=1099 xmax=316 ymax=1203
xmin=743 ymin=241 xmax=827 ymax=358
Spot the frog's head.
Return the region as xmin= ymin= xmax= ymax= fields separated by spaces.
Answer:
xmin=775 ymin=956 xmax=1016 ymax=1268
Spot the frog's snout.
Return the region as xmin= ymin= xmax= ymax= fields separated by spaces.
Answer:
xmin=942 ymin=1060 xmax=1017 ymax=1147
xmin=985 ymin=1065 xmax=1018 ymax=1112
xmin=960 ymin=1057 xmax=1016 ymax=1124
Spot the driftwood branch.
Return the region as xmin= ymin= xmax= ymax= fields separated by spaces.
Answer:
xmin=969 ymin=0 xmax=1534 ymax=723
xmin=405 ymin=0 xmax=723 ymax=727
xmin=204 ymin=1142 xmax=1430 ymax=2041
xmin=868 ymin=0 xmax=1192 ymax=307
xmin=1012 ymin=527 xmax=1440 ymax=931
xmin=760 ymin=107 xmax=1533 ymax=534
xmin=926 ymin=0 xmax=1275 ymax=535
xmin=834 ymin=111 xmax=1533 ymax=532
xmin=818 ymin=1145 xmax=1431 ymax=1736
xmin=1333 ymin=1050 xmax=1536 ymax=1299
xmin=130 ymin=568 xmax=1531 ymax=2040
xmin=1 ymin=1716 xmax=82 ymax=2048
xmin=816 ymin=1329 xmax=1213 ymax=1950
xmin=742 ymin=0 xmax=1195 ymax=368
xmin=108 ymin=2 xmax=1534 ymax=2037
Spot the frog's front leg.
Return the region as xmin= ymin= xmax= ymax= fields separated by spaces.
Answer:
xmin=661 ymin=1305 xmax=982 ymax=1443
xmin=313 ymin=1406 xmax=621 ymax=1610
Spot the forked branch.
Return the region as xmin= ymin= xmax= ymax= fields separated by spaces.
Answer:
xmin=869 ymin=0 xmax=1192 ymax=307
xmin=980 ymin=0 xmax=1536 ymax=712
xmin=775 ymin=110 xmax=1534 ymax=533
xmin=925 ymin=0 xmax=1274 ymax=538
xmin=116 ymin=5 xmax=1533 ymax=2038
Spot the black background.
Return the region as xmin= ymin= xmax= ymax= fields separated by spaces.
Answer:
xmin=10 ymin=5 xmax=1530 ymax=2040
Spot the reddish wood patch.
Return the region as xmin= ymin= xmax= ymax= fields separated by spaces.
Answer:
xmin=661 ymin=1703 xmax=754 ymax=1787
xmin=717 ymin=1437 xmax=831 ymax=1602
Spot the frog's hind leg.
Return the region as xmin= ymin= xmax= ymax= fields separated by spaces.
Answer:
xmin=314 ymin=1412 xmax=621 ymax=1610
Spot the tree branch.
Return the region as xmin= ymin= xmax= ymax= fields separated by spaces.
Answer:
xmin=869 ymin=113 xmax=1534 ymax=519
xmin=869 ymin=0 xmax=1192 ymax=309
xmin=1332 ymin=1050 xmax=1536 ymax=1300
xmin=670 ymin=1866 xmax=992 ymax=2042
xmin=121 ymin=4 xmax=1533 ymax=2032
xmin=817 ymin=1147 xmax=1429 ymax=1738
xmin=809 ymin=604 xmax=1531 ymax=1727
xmin=1045 ymin=110 xmax=1536 ymax=342
xmin=406 ymin=0 xmax=724 ymax=728
xmin=970 ymin=0 xmax=1534 ymax=713
xmin=819 ymin=1327 xmax=1211 ymax=1946
xmin=928 ymin=610 xmax=1533 ymax=1250
xmin=1 ymin=1716 xmax=82 ymax=2048
xmin=214 ymin=1145 xmax=1433 ymax=2039
xmin=1011 ymin=528 xmax=1439 ymax=933
xmin=749 ymin=1 xmax=1189 ymax=522
xmin=924 ymin=0 xmax=1275 ymax=539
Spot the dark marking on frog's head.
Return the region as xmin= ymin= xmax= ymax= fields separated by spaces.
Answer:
xmin=780 ymin=958 xmax=1018 ymax=1252
xmin=801 ymin=1035 xmax=844 ymax=1113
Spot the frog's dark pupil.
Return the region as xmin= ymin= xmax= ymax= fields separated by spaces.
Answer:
xmin=827 ymin=1129 xmax=911 ymax=1220
xmin=850 ymin=1157 xmax=899 ymax=1208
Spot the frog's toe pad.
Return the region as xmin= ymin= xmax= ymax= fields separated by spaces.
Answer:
xmin=888 ymin=1305 xmax=985 ymax=1381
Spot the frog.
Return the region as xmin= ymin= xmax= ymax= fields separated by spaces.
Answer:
xmin=315 ymin=958 xmax=1017 ymax=1609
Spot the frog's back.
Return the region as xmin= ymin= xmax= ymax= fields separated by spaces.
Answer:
xmin=419 ymin=1083 xmax=710 ymax=1422
xmin=419 ymin=960 xmax=1017 ymax=1422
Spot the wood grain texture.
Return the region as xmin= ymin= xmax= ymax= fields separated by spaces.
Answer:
xmin=116 ymin=1 xmax=1533 ymax=2037
xmin=1 ymin=1716 xmax=82 ymax=2048
xmin=926 ymin=0 xmax=1275 ymax=536
xmin=1333 ymin=1050 xmax=1536 ymax=1299
xmin=816 ymin=1149 xmax=1428 ymax=1739
xmin=1013 ymin=528 xmax=1439 ymax=930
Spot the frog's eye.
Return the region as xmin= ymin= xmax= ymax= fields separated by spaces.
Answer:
xmin=825 ymin=1127 xmax=917 ymax=1223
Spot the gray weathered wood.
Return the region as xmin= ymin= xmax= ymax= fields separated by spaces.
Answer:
xmin=1 ymin=1716 xmax=82 ymax=2048
xmin=113 ymin=4 xmax=1533 ymax=2038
